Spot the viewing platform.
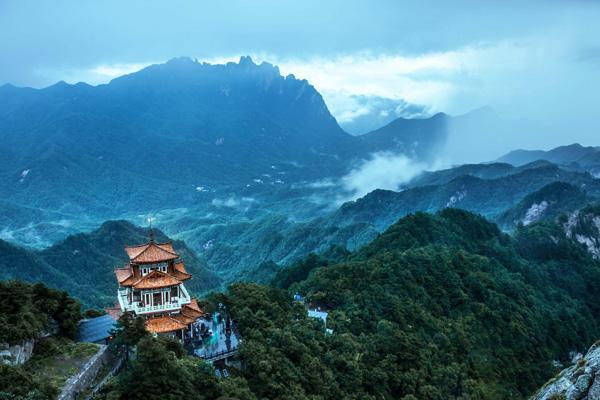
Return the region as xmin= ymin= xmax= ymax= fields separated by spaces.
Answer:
xmin=187 ymin=312 xmax=241 ymax=363
xmin=117 ymin=286 xmax=191 ymax=315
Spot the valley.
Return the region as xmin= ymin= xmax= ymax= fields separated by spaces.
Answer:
xmin=1 ymin=58 xmax=600 ymax=305
xmin=2 ymin=56 xmax=600 ymax=400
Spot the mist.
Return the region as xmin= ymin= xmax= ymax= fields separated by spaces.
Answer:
xmin=341 ymin=153 xmax=428 ymax=199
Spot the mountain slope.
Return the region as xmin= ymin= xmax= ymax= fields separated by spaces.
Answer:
xmin=333 ymin=163 xmax=600 ymax=231
xmin=154 ymin=160 xmax=600 ymax=285
xmin=0 ymin=56 xmax=475 ymax=249
xmin=497 ymin=182 xmax=592 ymax=229
xmin=264 ymin=209 xmax=600 ymax=398
xmin=0 ymin=57 xmax=348 ymax=215
xmin=0 ymin=221 xmax=219 ymax=307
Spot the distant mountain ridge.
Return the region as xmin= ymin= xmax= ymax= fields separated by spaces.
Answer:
xmin=497 ymin=143 xmax=600 ymax=175
xmin=156 ymin=160 xmax=600 ymax=284
xmin=0 ymin=56 xmax=508 ymax=248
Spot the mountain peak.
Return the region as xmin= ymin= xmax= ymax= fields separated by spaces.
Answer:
xmin=238 ymin=55 xmax=255 ymax=66
xmin=165 ymin=56 xmax=197 ymax=66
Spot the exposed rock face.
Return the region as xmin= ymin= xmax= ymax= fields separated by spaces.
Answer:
xmin=564 ymin=208 xmax=600 ymax=260
xmin=0 ymin=340 xmax=35 ymax=366
xmin=531 ymin=341 xmax=600 ymax=400
xmin=523 ymin=201 xmax=549 ymax=226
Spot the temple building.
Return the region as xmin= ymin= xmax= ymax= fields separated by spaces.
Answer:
xmin=114 ymin=236 xmax=204 ymax=337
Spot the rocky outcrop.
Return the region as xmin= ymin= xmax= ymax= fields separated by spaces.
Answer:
xmin=564 ymin=207 xmax=600 ymax=260
xmin=0 ymin=340 xmax=35 ymax=366
xmin=531 ymin=341 xmax=600 ymax=400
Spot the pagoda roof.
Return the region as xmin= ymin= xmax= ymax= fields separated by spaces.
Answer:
xmin=115 ymin=262 xmax=192 ymax=287
xmin=186 ymin=298 xmax=203 ymax=314
xmin=125 ymin=241 xmax=178 ymax=264
xmin=172 ymin=262 xmax=192 ymax=281
xmin=174 ymin=299 xmax=205 ymax=325
xmin=132 ymin=270 xmax=181 ymax=290
xmin=115 ymin=266 xmax=133 ymax=284
xmin=146 ymin=316 xmax=187 ymax=334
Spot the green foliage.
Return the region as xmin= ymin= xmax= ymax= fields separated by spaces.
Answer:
xmin=100 ymin=336 xmax=224 ymax=400
xmin=212 ymin=210 xmax=600 ymax=399
xmin=0 ymin=281 xmax=81 ymax=344
xmin=497 ymin=182 xmax=591 ymax=229
xmin=271 ymin=253 xmax=329 ymax=289
xmin=84 ymin=308 xmax=107 ymax=318
xmin=0 ymin=364 xmax=56 ymax=400
xmin=0 ymin=338 xmax=99 ymax=400
xmin=90 ymin=209 xmax=600 ymax=399
xmin=110 ymin=313 xmax=149 ymax=350
xmin=0 ymin=220 xmax=221 ymax=308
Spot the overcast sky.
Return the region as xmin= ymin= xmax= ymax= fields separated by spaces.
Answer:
xmin=1 ymin=0 xmax=599 ymax=149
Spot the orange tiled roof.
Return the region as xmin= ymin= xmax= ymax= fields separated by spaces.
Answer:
xmin=146 ymin=316 xmax=187 ymax=334
xmin=174 ymin=300 xmax=205 ymax=325
xmin=172 ymin=262 xmax=192 ymax=281
xmin=187 ymin=298 xmax=203 ymax=314
xmin=173 ymin=313 xmax=196 ymax=325
xmin=114 ymin=266 xmax=133 ymax=284
xmin=132 ymin=270 xmax=181 ymax=289
xmin=125 ymin=242 xmax=178 ymax=264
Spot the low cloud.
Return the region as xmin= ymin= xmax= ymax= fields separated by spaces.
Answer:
xmin=341 ymin=152 xmax=427 ymax=199
xmin=211 ymin=196 xmax=256 ymax=208
xmin=332 ymin=94 xmax=430 ymax=135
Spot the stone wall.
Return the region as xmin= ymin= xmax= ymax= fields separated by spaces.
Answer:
xmin=58 ymin=345 xmax=111 ymax=400
xmin=85 ymin=352 xmax=126 ymax=400
xmin=0 ymin=340 xmax=35 ymax=366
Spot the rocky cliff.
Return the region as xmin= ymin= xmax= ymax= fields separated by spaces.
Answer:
xmin=0 ymin=340 xmax=35 ymax=366
xmin=531 ymin=341 xmax=600 ymax=400
xmin=564 ymin=205 xmax=600 ymax=260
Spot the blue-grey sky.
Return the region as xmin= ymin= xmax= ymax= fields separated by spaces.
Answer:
xmin=1 ymin=0 xmax=599 ymax=152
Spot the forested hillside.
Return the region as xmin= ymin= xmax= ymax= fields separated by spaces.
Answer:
xmin=4 ymin=209 xmax=600 ymax=399
xmin=203 ymin=209 xmax=600 ymax=399
xmin=0 ymin=221 xmax=220 ymax=307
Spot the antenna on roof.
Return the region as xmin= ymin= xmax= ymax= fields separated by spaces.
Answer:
xmin=147 ymin=215 xmax=155 ymax=242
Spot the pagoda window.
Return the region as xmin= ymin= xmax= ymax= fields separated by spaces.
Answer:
xmin=141 ymin=266 xmax=150 ymax=276
xmin=143 ymin=292 xmax=151 ymax=306
xmin=153 ymin=292 xmax=162 ymax=306
xmin=156 ymin=263 xmax=168 ymax=273
xmin=170 ymin=286 xmax=178 ymax=298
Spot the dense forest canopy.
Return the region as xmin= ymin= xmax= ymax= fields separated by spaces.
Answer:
xmin=3 ymin=209 xmax=600 ymax=400
xmin=97 ymin=209 xmax=600 ymax=400
xmin=0 ymin=281 xmax=81 ymax=345
xmin=0 ymin=281 xmax=82 ymax=400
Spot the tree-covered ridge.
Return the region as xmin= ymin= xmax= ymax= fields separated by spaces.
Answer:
xmin=74 ymin=209 xmax=600 ymax=399
xmin=0 ymin=220 xmax=220 ymax=308
xmin=497 ymin=182 xmax=592 ymax=229
xmin=255 ymin=209 xmax=600 ymax=399
xmin=0 ymin=281 xmax=81 ymax=345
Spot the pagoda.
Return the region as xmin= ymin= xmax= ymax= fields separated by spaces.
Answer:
xmin=114 ymin=234 xmax=204 ymax=337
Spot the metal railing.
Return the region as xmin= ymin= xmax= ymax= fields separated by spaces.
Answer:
xmin=117 ymin=288 xmax=191 ymax=314
xmin=201 ymin=347 xmax=239 ymax=362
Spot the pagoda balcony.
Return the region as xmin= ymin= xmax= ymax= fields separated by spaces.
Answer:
xmin=117 ymin=286 xmax=191 ymax=315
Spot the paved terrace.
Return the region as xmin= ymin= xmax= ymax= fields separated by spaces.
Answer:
xmin=191 ymin=314 xmax=240 ymax=362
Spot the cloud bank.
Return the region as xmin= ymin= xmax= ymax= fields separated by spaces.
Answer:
xmin=341 ymin=152 xmax=427 ymax=199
